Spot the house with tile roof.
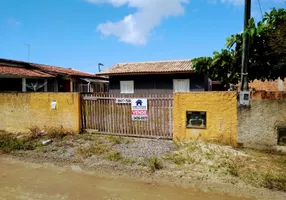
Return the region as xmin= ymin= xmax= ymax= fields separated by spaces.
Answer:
xmin=0 ymin=58 xmax=108 ymax=93
xmin=99 ymin=60 xmax=211 ymax=95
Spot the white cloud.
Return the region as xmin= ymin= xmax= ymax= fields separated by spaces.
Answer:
xmin=86 ymin=0 xmax=188 ymax=45
xmin=7 ymin=17 xmax=21 ymax=26
xmin=221 ymin=0 xmax=244 ymax=6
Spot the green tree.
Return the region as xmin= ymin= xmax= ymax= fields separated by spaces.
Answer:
xmin=192 ymin=8 xmax=286 ymax=88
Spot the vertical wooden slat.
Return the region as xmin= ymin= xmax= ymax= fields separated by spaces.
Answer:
xmin=104 ymin=94 xmax=108 ymax=133
xmin=115 ymin=94 xmax=119 ymax=134
xmin=86 ymin=97 xmax=90 ymax=129
xmin=111 ymin=94 xmax=115 ymax=134
xmin=127 ymin=95 xmax=132 ymax=135
xmin=154 ymin=95 xmax=158 ymax=137
xmin=158 ymin=95 xmax=163 ymax=137
xmin=99 ymin=95 xmax=103 ymax=132
xmin=162 ymin=95 xmax=165 ymax=137
xmin=96 ymin=95 xmax=99 ymax=131
xmin=150 ymin=96 xmax=154 ymax=137
xmin=92 ymin=98 xmax=95 ymax=129
xmin=123 ymin=99 xmax=127 ymax=135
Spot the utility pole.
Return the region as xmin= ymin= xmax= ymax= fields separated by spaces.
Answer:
xmin=240 ymin=0 xmax=251 ymax=91
xmin=24 ymin=44 xmax=30 ymax=62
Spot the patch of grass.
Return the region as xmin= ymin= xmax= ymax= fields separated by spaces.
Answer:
xmin=148 ymin=156 xmax=163 ymax=172
xmin=243 ymin=171 xmax=286 ymax=192
xmin=80 ymin=133 xmax=94 ymax=141
xmin=226 ymin=160 xmax=239 ymax=177
xmin=276 ymin=156 xmax=286 ymax=165
xmin=164 ymin=153 xmax=187 ymax=165
xmin=138 ymin=161 xmax=147 ymax=167
xmin=105 ymin=135 xmax=134 ymax=145
xmin=76 ymin=140 xmax=110 ymax=158
xmin=121 ymin=158 xmax=136 ymax=165
xmin=263 ymin=172 xmax=286 ymax=192
xmin=46 ymin=126 xmax=74 ymax=140
xmin=28 ymin=126 xmax=44 ymax=140
xmin=204 ymin=149 xmax=216 ymax=160
xmin=106 ymin=151 xmax=123 ymax=161
xmin=262 ymin=172 xmax=286 ymax=191
xmin=0 ymin=132 xmax=36 ymax=153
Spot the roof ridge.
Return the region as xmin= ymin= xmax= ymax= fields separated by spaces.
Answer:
xmin=117 ymin=59 xmax=191 ymax=65
xmin=0 ymin=58 xmax=89 ymax=73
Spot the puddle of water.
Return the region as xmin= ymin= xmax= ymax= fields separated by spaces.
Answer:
xmin=0 ymin=156 xmax=247 ymax=200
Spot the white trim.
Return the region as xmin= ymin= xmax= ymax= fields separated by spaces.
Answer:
xmin=22 ymin=78 xmax=26 ymax=92
xmin=44 ymin=79 xmax=48 ymax=92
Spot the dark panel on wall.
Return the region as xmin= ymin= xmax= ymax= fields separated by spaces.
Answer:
xmin=0 ymin=78 xmax=22 ymax=92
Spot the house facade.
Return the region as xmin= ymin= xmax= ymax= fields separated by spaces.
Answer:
xmin=0 ymin=58 xmax=108 ymax=93
xmin=99 ymin=60 xmax=211 ymax=95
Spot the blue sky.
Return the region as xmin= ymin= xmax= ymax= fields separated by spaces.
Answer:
xmin=0 ymin=0 xmax=284 ymax=73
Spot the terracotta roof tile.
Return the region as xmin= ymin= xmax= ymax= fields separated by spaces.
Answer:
xmin=32 ymin=64 xmax=97 ymax=77
xmin=0 ymin=66 xmax=54 ymax=77
xmin=0 ymin=58 xmax=97 ymax=78
xmin=99 ymin=60 xmax=193 ymax=75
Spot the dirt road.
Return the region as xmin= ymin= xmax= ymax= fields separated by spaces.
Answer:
xmin=0 ymin=156 xmax=248 ymax=200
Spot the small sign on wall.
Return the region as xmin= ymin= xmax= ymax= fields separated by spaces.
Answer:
xmin=239 ymin=91 xmax=251 ymax=106
xmin=51 ymin=100 xmax=57 ymax=110
xmin=186 ymin=111 xmax=206 ymax=128
xmin=131 ymin=99 xmax=148 ymax=121
xmin=116 ymin=98 xmax=131 ymax=104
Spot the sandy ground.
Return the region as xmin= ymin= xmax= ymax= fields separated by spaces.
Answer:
xmin=0 ymin=156 xmax=248 ymax=200
xmin=1 ymin=133 xmax=286 ymax=200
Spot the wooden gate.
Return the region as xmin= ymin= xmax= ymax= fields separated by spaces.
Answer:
xmin=81 ymin=94 xmax=173 ymax=139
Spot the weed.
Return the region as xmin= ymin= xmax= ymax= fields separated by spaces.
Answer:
xmin=227 ymin=162 xmax=239 ymax=177
xmin=0 ymin=132 xmax=36 ymax=153
xmin=243 ymin=171 xmax=286 ymax=192
xmin=138 ymin=161 xmax=147 ymax=167
xmin=205 ymin=151 xmax=214 ymax=160
xmin=80 ymin=133 xmax=94 ymax=141
xmin=106 ymin=151 xmax=123 ymax=161
xmin=148 ymin=156 xmax=163 ymax=172
xmin=173 ymin=141 xmax=182 ymax=150
xmin=277 ymin=157 xmax=286 ymax=165
xmin=77 ymin=141 xmax=110 ymax=158
xmin=46 ymin=126 xmax=74 ymax=140
xmin=122 ymin=158 xmax=136 ymax=165
xmin=164 ymin=153 xmax=187 ymax=165
xmin=262 ymin=172 xmax=286 ymax=191
xmin=28 ymin=126 xmax=44 ymax=140
xmin=105 ymin=135 xmax=133 ymax=145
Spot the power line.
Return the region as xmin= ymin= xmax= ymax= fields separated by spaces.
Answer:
xmin=257 ymin=0 xmax=263 ymax=19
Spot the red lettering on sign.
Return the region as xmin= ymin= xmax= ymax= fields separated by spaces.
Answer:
xmin=132 ymin=110 xmax=148 ymax=115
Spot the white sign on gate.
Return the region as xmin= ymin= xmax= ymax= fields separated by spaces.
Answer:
xmin=116 ymin=98 xmax=131 ymax=104
xmin=131 ymin=99 xmax=148 ymax=121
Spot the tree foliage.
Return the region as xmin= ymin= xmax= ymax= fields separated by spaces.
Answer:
xmin=192 ymin=8 xmax=286 ymax=87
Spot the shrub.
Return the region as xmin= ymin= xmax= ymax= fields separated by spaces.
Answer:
xmin=106 ymin=151 xmax=123 ymax=161
xmin=148 ymin=156 xmax=163 ymax=172
xmin=262 ymin=172 xmax=286 ymax=191
xmin=0 ymin=132 xmax=36 ymax=153
xmin=77 ymin=141 xmax=110 ymax=158
xmin=46 ymin=126 xmax=74 ymax=140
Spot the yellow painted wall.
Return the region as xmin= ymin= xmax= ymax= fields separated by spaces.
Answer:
xmin=0 ymin=93 xmax=80 ymax=133
xmin=173 ymin=92 xmax=237 ymax=145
